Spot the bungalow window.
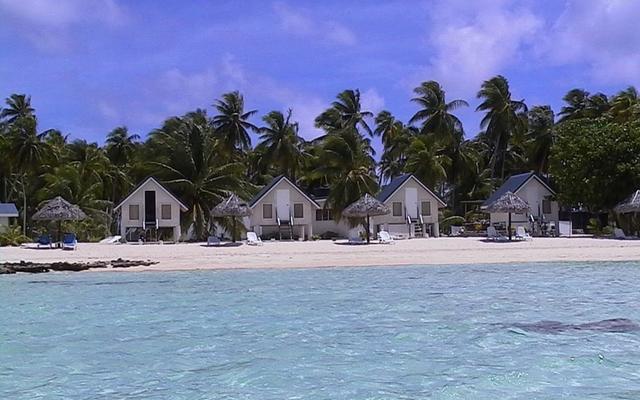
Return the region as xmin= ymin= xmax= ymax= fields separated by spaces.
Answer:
xmin=263 ymin=204 xmax=273 ymax=219
xmin=421 ymin=201 xmax=431 ymax=216
xmin=129 ymin=204 xmax=139 ymax=220
xmin=542 ymin=199 xmax=552 ymax=214
xmin=316 ymin=209 xmax=333 ymax=221
xmin=392 ymin=202 xmax=403 ymax=217
xmin=294 ymin=203 xmax=304 ymax=218
xmin=161 ymin=204 xmax=172 ymax=220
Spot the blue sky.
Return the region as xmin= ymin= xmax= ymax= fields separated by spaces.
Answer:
xmin=1 ymin=0 xmax=639 ymax=149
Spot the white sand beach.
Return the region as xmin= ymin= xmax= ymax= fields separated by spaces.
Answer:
xmin=2 ymin=237 xmax=640 ymax=272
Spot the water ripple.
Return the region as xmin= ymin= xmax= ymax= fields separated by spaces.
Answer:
xmin=2 ymin=262 xmax=640 ymax=399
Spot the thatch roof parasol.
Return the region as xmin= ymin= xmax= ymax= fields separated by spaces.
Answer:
xmin=211 ymin=194 xmax=252 ymax=217
xmin=32 ymin=196 xmax=87 ymax=245
xmin=485 ymin=191 xmax=530 ymax=213
xmin=343 ymin=194 xmax=390 ymax=243
xmin=615 ymin=190 xmax=640 ymax=213
xmin=343 ymin=194 xmax=390 ymax=218
xmin=484 ymin=191 xmax=529 ymax=241
xmin=32 ymin=196 xmax=87 ymax=221
xmin=211 ymin=194 xmax=251 ymax=242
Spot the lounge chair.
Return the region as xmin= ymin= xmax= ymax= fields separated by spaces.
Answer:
xmin=487 ymin=226 xmax=508 ymax=241
xmin=62 ymin=233 xmax=77 ymax=250
xmin=378 ymin=230 xmax=394 ymax=244
xmin=515 ymin=226 xmax=533 ymax=241
xmin=614 ymin=228 xmax=637 ymax=240
xmin=246 ymin=232 xmax=263 ymax=246
xmin=36 ymin=234 xmax=53 ymax=248
xmin=207 ymin=236 xmax=221 ymax=246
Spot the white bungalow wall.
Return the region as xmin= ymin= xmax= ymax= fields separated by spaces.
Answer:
xmin=489 ymin=178 xmax=559 ymax=228
xmin=373 ymin=178 xmax=442 ymax=237
xmin=0 ymin=217 xmax=9 ymax=232
xmin=249 ymin=179 xmax=317 ymax=239
xmin=119 ymin=179 xmax=183 ymax=240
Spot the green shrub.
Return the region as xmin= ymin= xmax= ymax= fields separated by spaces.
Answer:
xmin=0 ymin=225 xmax=31 ymax=247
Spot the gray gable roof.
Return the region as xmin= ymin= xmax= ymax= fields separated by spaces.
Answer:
xmin=0 ymin=203 xmax=18 ymax=216
xmin=482 ymin=172 xmax=555 ymax=207
xmin=114 ymin=177 xmax=188 ymax=211
xmin=377 ymin=174 xmax=413 ymax=202
xmin=377 ymin=174 xmax=447 ymax=206
xmin=249 ymin=176 xmax=320 ymax=208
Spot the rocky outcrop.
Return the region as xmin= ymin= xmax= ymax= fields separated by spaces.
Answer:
xmin=0 ymin=259 xmax=158 ymax=274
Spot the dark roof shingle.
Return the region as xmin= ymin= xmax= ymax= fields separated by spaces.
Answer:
xmin=482 ymin=172 xmax=554 ymax=207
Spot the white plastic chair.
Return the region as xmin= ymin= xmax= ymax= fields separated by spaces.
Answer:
xmin=378 ymin=230 xmax=394 ymax=244
xmin=515 ymin=226 xmax=532 ymax=241
xmin=246 ymin=232 xmax=263 ymax=246
xmin=487 ymin=226 xmax=508 ymax=241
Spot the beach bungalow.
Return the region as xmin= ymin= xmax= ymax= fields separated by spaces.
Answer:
xmin=483 ymin=172 xmax=559 ymax=233
xmin=248 ymin=175 xmax=320 ymax=240
xmin=374 ymin=174 xmax=446 ymax=238
xmin=0 ymin=203 xmax=19 ymax=232
xmin=114 ymin=177 xmax=188 ymax=242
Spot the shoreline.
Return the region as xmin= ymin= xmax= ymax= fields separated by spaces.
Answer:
xmin=2 ymin=237 xmax=640 ymax=273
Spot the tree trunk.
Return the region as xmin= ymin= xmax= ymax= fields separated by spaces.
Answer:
xmin=22 ymin=178 xmax=27 ymax=236
xmin=366 ymin=214 xmax=371 ymax=244
xmin=232 ymin=217 xmax=237 ymax=243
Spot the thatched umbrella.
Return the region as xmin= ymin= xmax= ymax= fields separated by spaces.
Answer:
xmin=211 ymin=194 xmax=252 ymax=242
xmin=485 ymin=191 xmax=529 ymax=241
xmin=615 ymin=190 xmax=640 ymax=214
xmin=342 ymin=193 xmax=390 ymax=244
xmin=614 ymin=190 xmax=640 ymax=235
xmin=32 ymin=196 xmax=87 ymax=244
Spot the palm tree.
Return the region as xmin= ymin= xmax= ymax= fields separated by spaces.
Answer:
xmin=476 ymin=75 xmax=528 ymax=180
xmin=311 ymin=89 xmax=379 ymax=218
xmin=375 ymin=111 xmax=415 ymax=183
xmin=558 ymin=89 xmax=610 ymax=122
xmin=409 ymin=81 xmax=468 ymax=143
xmin=211 ymin=91 xmax=258 ymax=155
xmin=256 ymin=109 xmax=307 ymax=182
xmin=405 ymin=135 xmax=450 ymax=191
xmin=315 ymin=89 xmax=373 ymax=137
xmin=609 ymin=86 xmax=639 ymax=123
xmin=526 ymin=105 xmax=555 ymax=175
xmin=105 ymin=126 xmax=140 ymax=166
xmin=150 ymin=113 xmax=250 ymax=239
xmin=0 ymin=94 xmax=35 ymax=124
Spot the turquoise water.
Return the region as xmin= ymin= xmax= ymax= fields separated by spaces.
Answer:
xmin=2 ymin=262 xmax=640 ymax=399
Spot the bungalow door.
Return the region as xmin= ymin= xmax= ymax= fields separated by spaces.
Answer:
xmin=144 ymin=191 xmax=156 ymax=223
xmin=276 ymin=189 xmax=290 ymax=221
xmin=405 ymin=188 xmax=418 ymax=219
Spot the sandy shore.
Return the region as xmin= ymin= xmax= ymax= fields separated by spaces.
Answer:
xmin=2 ymin=236 xmax=640 ymax=272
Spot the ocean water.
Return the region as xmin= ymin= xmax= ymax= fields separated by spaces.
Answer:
xmin=2 ymin=262 xmax=640 ymax=399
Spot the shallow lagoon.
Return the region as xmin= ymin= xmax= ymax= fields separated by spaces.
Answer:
xmin=2 ymin=262 xmax=640 ymax=399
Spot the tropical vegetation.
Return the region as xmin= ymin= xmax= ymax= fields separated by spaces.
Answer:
xmin=1 ymin=77 xmax=639 ymax=240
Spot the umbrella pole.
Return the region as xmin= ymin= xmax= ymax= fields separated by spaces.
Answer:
xmin=58 ymin=220 xmax=62 ymax=248
xmin=366 ymin=214 xmax=370 ymax=244
xmin=232 ymin=217 xmax=236 ymax=243
xmin=508 ymin=213 xmax=512 ymax=241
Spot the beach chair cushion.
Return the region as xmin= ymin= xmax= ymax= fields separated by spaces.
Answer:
xmin=62 ymin=233 xmax=77 ymax=250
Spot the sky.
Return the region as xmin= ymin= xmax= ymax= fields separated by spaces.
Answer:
xmin=1 ymin=0 xmax=639 ymax=149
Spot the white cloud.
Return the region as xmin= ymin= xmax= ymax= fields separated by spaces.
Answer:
xmin=0 ymin=0 xmax=127 ymax=51
xmin=272 ymin=2 xmax=357 ymax=46
xmin=411 ymin=0 xmax=542 ymax=99
xmin=360 ymin=88 xmax=385 ymax=115
xmin=539 ymin=0 xmax=640 ymax=85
